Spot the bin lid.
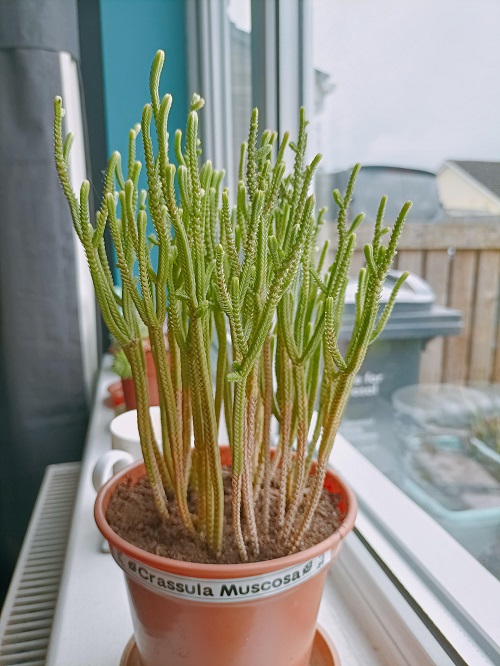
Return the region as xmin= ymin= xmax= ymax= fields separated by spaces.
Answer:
xmin=392 ymin=383 xmax=500 ymax=429
xmin=345 ymin=270 xmax=434 ymax=310
xmin=340 ymin=271 xmax=462 ymax=340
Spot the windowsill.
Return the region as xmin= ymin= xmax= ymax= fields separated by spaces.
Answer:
xmin=331 ymin=436 xmax=500 ymax=664
xmin=45 ymin=357 xmax=499 ymax=665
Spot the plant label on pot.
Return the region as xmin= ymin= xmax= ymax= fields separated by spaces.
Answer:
xmin=110 ymin=544 xmax=331 ymax=603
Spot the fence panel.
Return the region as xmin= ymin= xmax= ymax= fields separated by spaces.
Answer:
xmin=442 ymin=250 xmax=477 ymax=384
xmin=321 ymin=219 xmax=500 ymax=385
xmin=468 ymin=251 xmax=500 ymax=382
xmin=420 ymin=249 xmax=452 ymax=383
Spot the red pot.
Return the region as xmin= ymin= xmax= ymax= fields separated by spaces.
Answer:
xmin=121 ymin=344 xmax=161 ymax=411
xmin=107 ymin=381 xmax=125 ymax=408
xmin=95 ymin=448 xmax=357 ymax=666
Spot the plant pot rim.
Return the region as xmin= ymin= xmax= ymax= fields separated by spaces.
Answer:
xmin=119 ymin=624 xmax=341 ymax=666
xmin=95 ymin=448 xmax=357 ymax=578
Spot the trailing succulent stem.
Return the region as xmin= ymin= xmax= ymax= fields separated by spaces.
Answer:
xmin=54 ymin=50 xmax=409 ymax=562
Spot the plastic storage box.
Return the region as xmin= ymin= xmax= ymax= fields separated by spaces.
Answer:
xmin=392 ymin=384 xmax=500 ymax=571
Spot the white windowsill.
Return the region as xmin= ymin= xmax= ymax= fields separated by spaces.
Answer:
xmin=331 ymin=436 xmax=500 ymax=665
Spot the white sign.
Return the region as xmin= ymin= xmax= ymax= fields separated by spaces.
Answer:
xmin=111 ymin=546 xmax=331 ymax=604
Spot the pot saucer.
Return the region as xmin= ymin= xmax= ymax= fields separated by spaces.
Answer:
xmin=120 ymin=624 xmax=341 ymax=665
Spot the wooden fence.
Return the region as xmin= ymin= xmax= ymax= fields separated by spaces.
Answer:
xmin=322 ymin=218 xmax=500 ymax=385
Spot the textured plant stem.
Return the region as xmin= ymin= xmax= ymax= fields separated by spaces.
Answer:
xmin=252 ymin=403 xmax=265 ymax=500
xmin=149 ymin=325 xmax=193 ymax=532
xmin=196 ymin=446 xmax=207 ymax=538
xmin=180 ymin=361 xmax=192 ymax=490
xmin=205 ymin=447 xmax=215 ymax=547
xmin=125 ymin=340 xmax=169 ymax=521
xmin=278 ymin=346 xmax=293 ymax=528
xmin=187 ymin=350 xmax=207 ymax=536
xmin=214 ymin=310 xmax=228 ymax=434
xmin=288 ymin=372 xmax=354 ymax=551
xmin=232 ymin=473 xmax=247 ymax=562
xmin=283 ymin=362 xmax=308 ymax=542
xmin=232 ymin=379 xmax=248 ymax=560
xmin=167 ymin=323 xmax=183 ymax=438
xmin=261 ymin=337 xmax=273 ymax=533
xmin=242 ymin=368 xmax=260 ymax=556
xmin=147 ymin=337 xmax=174 ymax=488
xmin=129 ymin=341 xmax=170 ymax=494
xmin=191 ymin=317 xmax=224 ymax=554
xmin=305 ymin=381 xmax=331 ymax=476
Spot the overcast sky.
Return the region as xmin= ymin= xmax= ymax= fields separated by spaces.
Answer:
xmin=228 ymin=0 xmax=500 ymax=172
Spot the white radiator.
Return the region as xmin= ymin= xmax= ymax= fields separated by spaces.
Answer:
xmin=0 ymin=463 xmax=80 ymax=666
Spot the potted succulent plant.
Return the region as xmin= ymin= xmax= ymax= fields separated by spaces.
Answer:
xmin=54 ymin=50 xmax=409 ymax=666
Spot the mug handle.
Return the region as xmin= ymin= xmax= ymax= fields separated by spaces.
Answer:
xmin=92 ymin=449 xmax=134 ymax=492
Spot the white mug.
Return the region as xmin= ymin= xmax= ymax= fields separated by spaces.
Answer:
xmin=110 ymin=405 xmax=162 ymax=458
xmin=92 ymin=406 xmax=162 ymax=492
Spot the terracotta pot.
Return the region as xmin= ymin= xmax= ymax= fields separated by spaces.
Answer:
xmin=95 ymin=447 xmax=357 ymax=666
xmin=107 ymin=381 xmax=125 ymax=408
xmin=121 ymin=342 xmax=163 ymax=411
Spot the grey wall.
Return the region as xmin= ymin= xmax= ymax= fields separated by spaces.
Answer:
xmin=0 ymin=0 xmax=92 ymax=603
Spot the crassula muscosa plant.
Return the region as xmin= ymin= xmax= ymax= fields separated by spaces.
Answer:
xmin=54 ymin=50 xmax=409 ymax=561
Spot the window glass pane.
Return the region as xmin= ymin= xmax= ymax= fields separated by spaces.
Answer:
xmin=227 ymin=0 xmax=252 ymax=172
xmin=312 ymin=0 xmax=500 ymax=581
